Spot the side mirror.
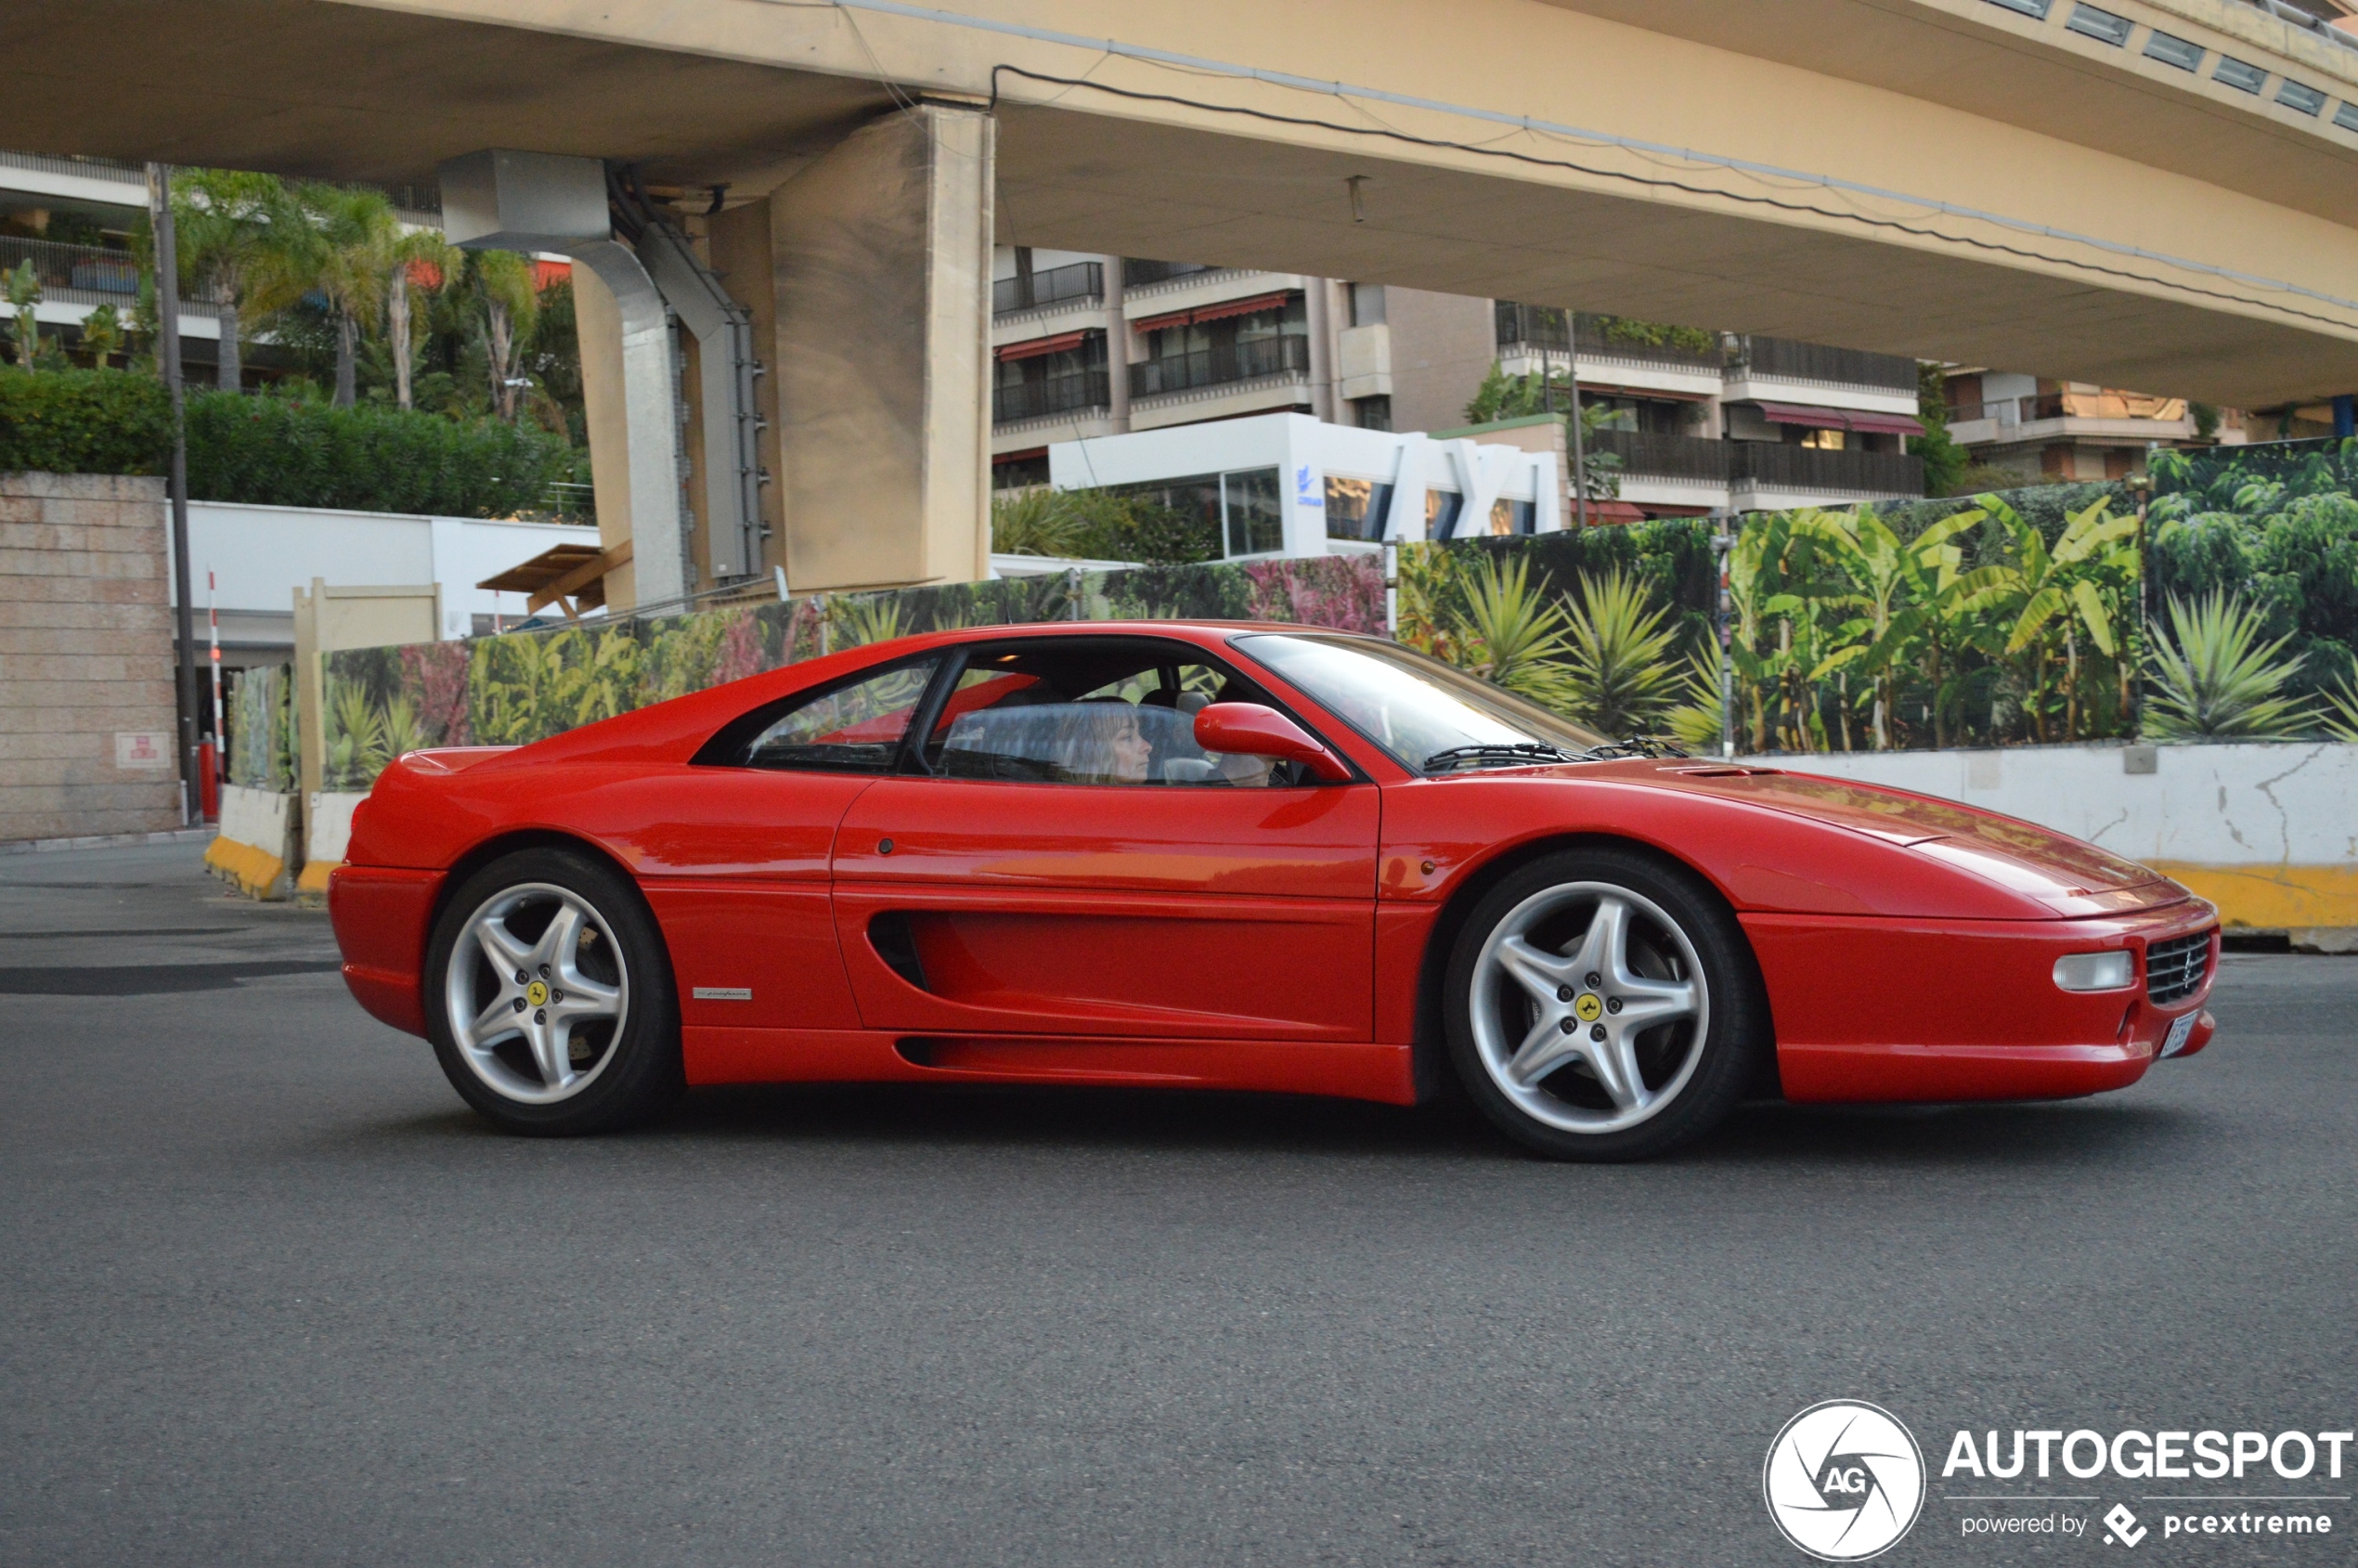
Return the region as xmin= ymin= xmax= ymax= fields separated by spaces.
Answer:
xmin=1192 ymin=702 xmax=1353 ymax=783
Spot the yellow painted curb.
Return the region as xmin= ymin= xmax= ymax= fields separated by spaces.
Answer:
xmin=204 ymin=835 xmax=287 ymax=900
xmin=2149 ymin=861 xmax=2358 ymax=930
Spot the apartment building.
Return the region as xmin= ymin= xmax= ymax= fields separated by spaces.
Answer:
xmin=1938 ymin=370 xmax=2243 ymax=482
xmin=990 ymin=248 xmax=1931 ymax=518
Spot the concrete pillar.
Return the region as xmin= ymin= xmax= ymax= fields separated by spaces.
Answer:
xmin=770 ymin=104 xmax=993 ymax=590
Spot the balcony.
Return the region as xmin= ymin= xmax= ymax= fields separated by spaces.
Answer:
xmin=1121 ymin=259 xmax=1219 ymax=289
xmin=1494 ymin=304 xmax=1725 ymax=371
xmin=0 ymin=236 xmax=143 ymax=299
xmin=992 ymin=369 xmax=1110 ymax=425
xmin=1735 ymin=336 xmax=1919 ymax=395
xmin=1130 ymin=334 xmax=1311 ymax=398
xmin=1730 ymin=441 xmax=1924 ymax=496
xmin=992 ymin=260 xmax=1103 ymax=317
xmin=1944 ymin=391 xmax=2195 ymax=443
xmin=1587 ymin=430 xmax=1735 ymax=483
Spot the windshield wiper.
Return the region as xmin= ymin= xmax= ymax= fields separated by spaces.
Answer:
xmin=1578 ymin=735 xmax=1689 ymax=760
xmin=1421 ymin=742 xmax=1582 ymax=773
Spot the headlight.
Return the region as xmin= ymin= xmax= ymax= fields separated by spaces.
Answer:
xmin=2053 ymin=951 xmax=2134 ymax=992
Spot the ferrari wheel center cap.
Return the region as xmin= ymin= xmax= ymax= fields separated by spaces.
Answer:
xmin=1573 ymin=992 xmax=1604 ymax=1023
xmin=525 ymin=980 xmax=550 ymax=1007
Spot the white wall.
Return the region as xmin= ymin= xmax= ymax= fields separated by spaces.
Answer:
xmin=1748 ymin=742 xmax=2358 ymax=931
xmin=175 ymin=500 xmax=600 ymax=640
xmin=1048 ymin=412 xmax=1561 ymax=557
xmin=1744 ymin=742 xmax=2355 ymax=868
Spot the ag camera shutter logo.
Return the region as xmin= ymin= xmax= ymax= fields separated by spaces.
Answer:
xmin=1764 ymin=1400 xmax=1926 ymax=1561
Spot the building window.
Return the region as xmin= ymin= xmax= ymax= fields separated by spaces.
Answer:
xmin=1348 ymin=282 xmax=1387 ymax=327
xmin=1800 ymin=426 xmax=1847 ymax=450
xmin=1488 ymin=498 xmax=1536 ymax=537
xmin=1425 ymin=489 xmax=1466 ymax=539
xmin=1351 ymin=395 xmax=1393 ymax=432
xmin=1135 ymin=295 xmax=1309 ymax=395
xmin=1108 ymin=468 xmax=1285 ymax=558
xmin=992 ymin=452 xmax=1049 ymax=491
xmin=992 ymin=330 xmax=1109 ymax=424
xmin=1325 ymin=475 xmax=1396 ymax=540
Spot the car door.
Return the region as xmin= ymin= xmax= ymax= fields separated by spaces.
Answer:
xmin=585 ymin=654 xmax=943 ymax=1035
xmin=829 ymin=635 xmax=1380 ymax=1042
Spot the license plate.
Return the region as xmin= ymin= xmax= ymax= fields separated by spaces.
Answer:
xmin=2161 ymin=1013 xmax=2196 ymax=1057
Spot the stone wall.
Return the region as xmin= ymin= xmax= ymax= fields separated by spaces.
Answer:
xmin=0 ymin=473 xmax=183 ymax=842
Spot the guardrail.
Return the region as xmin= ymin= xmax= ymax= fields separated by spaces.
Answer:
xmin=1130 ymin=334 xmax=1310 ymax=397
xmin=1494 ymin=304 xmax=1726 ymax=370
xmin=1121 ymin=259 xmax=1221 ymax=289
xmin=993 ymin=369 xmax=1111 ymax=423
xmin=1730 ymin=440 xmax=1924 ymax=494
xmin=993 ymin=260 xmax=1103 ymax=316
xmin=1586 ymin=429 xmax=1734 ymax=482
xmin=1736 ymin=335 xmax=1920 ymax=395
xmin=0 ymin=235 xmax=142 ymax=296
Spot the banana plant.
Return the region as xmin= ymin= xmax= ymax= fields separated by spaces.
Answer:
xmin=1804 ymin=507 xmax=1997 ymax=749
xmin=1957 ymin=497 xmax=2139 ymax=743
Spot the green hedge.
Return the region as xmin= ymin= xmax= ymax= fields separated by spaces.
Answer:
xmin=0 ymin=367 xmax=173 ymax=475
xmin=184 ymin=393 xmax=576 ymax=518
xmin=1 ymin=367 xmax=577 ymax=518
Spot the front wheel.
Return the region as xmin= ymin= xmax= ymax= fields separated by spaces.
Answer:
xmin=424 ymin=848 xmax=683 ymax=1135
xmin=1445 ymin=848 xmax=1767 ymax=1160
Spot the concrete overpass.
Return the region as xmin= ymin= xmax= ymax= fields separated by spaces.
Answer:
xmin=9 ymin=0 xmax=2358 ymax=601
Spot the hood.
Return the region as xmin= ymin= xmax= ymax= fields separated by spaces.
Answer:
xmin=1603 ymin=760 xmax=2177 ymax=914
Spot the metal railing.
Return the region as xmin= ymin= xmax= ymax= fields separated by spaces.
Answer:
xmin=1129 ymin=333 xmax=1311 ymax=397
xmin=0 ymin=150 xmax=147 ymax=183
xmin=1586 ymin=429 xmax=1736 ymax=483
xmin=1730 ymin=441 xmax=1924 ymax=495
xmin=1494 ymin=304 xmax=1725 ymax=369
xmin=1121 ymin=258 xmax=1219 ymax=289
xmin=993 ymin=369 xmax=1111 ymax=424
xmin=1735 ymin=335 xmax=1921 ymax=394
xmin=0 ymin=235 xmax=143 ymax=296
xmin=2244 ymin=0 xmax=2358 ymax=53
xmin=993 ymin=260 xmax=1104 ymax=316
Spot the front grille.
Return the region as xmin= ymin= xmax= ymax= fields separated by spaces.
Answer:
xmin=2146 ymin=930 xmax=2213 ymax=1006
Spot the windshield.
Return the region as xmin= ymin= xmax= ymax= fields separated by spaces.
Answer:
xmin=1237 ymin=632 xmax=1616 ymax=773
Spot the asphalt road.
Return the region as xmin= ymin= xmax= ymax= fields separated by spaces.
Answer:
xmin=2 ymin=841 xmax=2352 ymax=1567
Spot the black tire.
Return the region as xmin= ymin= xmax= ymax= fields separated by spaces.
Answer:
xmin=423 ymin=847 xmax=683 ymax=1135
xmin=1444 ymin=846 xmax=1767 ymax=1160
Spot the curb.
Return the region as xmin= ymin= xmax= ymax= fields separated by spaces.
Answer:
xmin=1 ymin=827 xmax=217 ymax=856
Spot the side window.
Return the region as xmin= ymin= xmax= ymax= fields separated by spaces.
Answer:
xmin=730 ymin=657 xmax=939 ymax=772
xmin=920 ymin=642 xmax=1304 ymax=786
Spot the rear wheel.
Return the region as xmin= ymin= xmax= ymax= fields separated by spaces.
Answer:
xmin=424 ymin=848 xmax=682 ymax=1135
xmin=1445 ymin=847 xmax=1765 ymax=1160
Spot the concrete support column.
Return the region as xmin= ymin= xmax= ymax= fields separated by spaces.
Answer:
xmin=770 ymin=104 xmax=993 ymax=590
xmin=569 ymin=246 xmax=689 ymax=609
xmin=1105 ymin=256 xmax=1130 ymax=434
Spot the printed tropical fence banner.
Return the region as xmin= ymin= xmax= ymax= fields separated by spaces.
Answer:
xmin=2145 ymin=436 xmax=2358 ymax=736
xmin=315 ymin=461 xmax=2358 ymax=796
xmin=225 ymin=662 xmax=295 ymax=792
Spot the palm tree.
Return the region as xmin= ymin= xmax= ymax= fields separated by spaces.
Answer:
xmin=289 ymin=183 xmax=398 ymax=407
xmin=384 ymin=229 xmax=461 ymax=411
xmin=1961 ymin=496 xmax=2139 ymax=742
xmin=468 ymin=249 xmax=539 ymax=422
xmin=171 ymin=169 xmax=307 ymax=392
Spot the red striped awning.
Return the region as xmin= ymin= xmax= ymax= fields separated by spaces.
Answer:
xmin=1756 ymin=402 xmax=1925 ymax=436
xmin=1132 ymin=290 xmax=1295 ymax=334
xmin=995 ymin=330 xmax=1087 ymax=362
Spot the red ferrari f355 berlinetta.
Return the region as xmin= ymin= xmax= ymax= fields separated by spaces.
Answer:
xmin=328 ymin=621 xmax=2219 ymax=1160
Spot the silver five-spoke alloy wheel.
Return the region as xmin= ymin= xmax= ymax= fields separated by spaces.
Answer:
xmin=444 ymin=882 xmax=631 ymax=1105
xmin=1468 ymin=880 xmax=1710 ymax=1134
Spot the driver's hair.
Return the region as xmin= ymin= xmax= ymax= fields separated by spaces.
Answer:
xmin=1050 ymin=699 xmax=1141 ymax=784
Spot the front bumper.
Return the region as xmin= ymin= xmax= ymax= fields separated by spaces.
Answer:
xmin=1744 ymin=904 xmax=2220 ymax=1103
